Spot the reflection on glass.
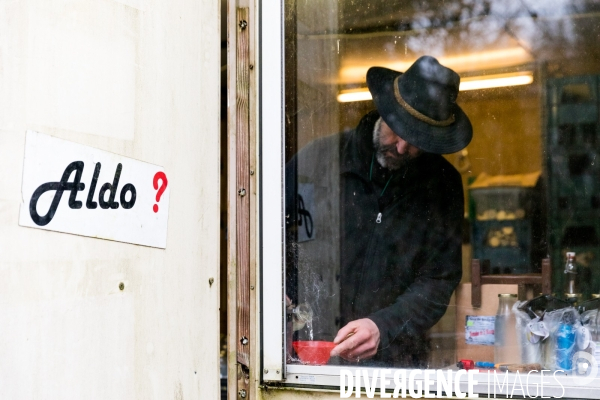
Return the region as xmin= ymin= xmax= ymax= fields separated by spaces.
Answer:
xmin=283 ymin=0 xmax=600 ymax=374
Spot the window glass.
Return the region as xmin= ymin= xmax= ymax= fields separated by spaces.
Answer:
xmin=283 ymin=0 xmax=600 ymax=376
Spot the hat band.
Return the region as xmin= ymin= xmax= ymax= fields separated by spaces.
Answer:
xmin=393 ymin=76 xmax=455 ymax=127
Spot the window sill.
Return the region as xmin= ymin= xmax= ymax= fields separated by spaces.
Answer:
xmin=284 ymin=364 xmax=600 ymax=398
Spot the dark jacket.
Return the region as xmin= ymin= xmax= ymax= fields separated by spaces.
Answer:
xmin=286 ymin=110 xmax=463 ymax=367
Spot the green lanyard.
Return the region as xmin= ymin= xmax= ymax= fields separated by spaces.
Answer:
xmin=369 ymin=153 xmax=394 ymax=197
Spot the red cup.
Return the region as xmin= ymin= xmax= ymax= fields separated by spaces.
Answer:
xmin=293 ymin=341 xmax=336 ymax=365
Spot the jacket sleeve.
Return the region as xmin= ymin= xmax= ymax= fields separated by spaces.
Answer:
xmin=367 ymin=164 xmax=464 ymax=352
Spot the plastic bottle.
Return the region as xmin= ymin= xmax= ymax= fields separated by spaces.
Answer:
xmin=556 ymin=311 xmax=576 ymax=371
xmin=495 ymin=293 xmax=521 ymax=364
xmin=563 ymin=252 xmax=579 ymax=298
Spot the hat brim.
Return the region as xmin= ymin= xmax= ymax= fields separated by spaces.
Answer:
xmin=367 ymin=66 xmax=473 ymax=154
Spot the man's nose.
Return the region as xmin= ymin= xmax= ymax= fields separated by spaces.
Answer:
xmin=396 ymin=139 xmax=410 ymax=154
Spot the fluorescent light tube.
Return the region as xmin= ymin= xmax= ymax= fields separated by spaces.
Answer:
xmin=339 ymin=47 xmax=532 ymax=83
xmin=337 ymin=90 xmax=374 ymax=103
xmin=459 ymin=72 xmax=533 ymax=91
xmin=337 ymin=71 xmax=533 ymax=102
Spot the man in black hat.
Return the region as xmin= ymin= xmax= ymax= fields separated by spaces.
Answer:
xmin=286 ymin=56 xmax=472 ymax=367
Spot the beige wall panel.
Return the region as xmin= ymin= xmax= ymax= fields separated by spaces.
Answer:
xmin=25 ymin=0 xmax=137 ymax=141
xmin=0 ymin=0 xmax=220 ymax=398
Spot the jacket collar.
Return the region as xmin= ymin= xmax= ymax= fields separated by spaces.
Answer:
xmin=340 ymin=110 xmax=380 ymax=179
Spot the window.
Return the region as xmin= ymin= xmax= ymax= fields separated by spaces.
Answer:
xmin=261 ymin=1 xmax=600 ymax=397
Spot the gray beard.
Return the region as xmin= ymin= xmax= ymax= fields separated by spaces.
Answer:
xmin=372 ymin=118 xmax=413 ymax=171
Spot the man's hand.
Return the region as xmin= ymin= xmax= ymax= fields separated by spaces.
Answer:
xmin=330 ymin=318 xmax=380 ymax=362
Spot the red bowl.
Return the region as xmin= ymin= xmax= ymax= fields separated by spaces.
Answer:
xmin=293 ymin=341 xmax=336 ymax=365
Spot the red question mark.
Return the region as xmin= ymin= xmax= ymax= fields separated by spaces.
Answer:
xmin=153 ymin=172 xmax=168 ymax=213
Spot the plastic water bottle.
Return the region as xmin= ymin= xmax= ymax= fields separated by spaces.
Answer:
xmin=556 ymin=311 xmax=576 ymax=371
xmin=495 ymin=294 xmax=521 ymax=364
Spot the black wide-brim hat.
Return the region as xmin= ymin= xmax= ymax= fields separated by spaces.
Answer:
xmin=367 ymin=56 xmax=472 ymax=154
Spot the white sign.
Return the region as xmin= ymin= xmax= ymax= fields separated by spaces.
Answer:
xmin=19 ymin=131 xmax=170 ymax=248
xmin=465 ymin=315 xmax=495 ymax=346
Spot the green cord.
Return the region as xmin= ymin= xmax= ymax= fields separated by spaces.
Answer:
xmin=380 ymin=174 xmax=394 ymax=197
xmin=370 ymin=153 xmax=394 ymax=197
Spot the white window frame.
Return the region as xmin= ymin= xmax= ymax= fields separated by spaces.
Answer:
xmin=259 ymin=0 xmax=286 ymax=383
xmin=258 ymin=1 xmax=600 ymax=397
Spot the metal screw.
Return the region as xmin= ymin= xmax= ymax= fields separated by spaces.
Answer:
xmin=238 ymin=389 xmax=247 ymax=398
xmin=240 ymin=336 xmax=248 ymax=345
xmin=238 ymin=188 xmax=246 ymax=197
xmin=249 ymin=64 xmax=254 ymax=70
xmin=239 ymin=20 xmax=247 ymax=29
xmin=249 ymin=170 xmax=254 ymax=175
xmin=209 ymin=277 xmax=214 ymax=287
xmin=119 ymin=282 xmax=125 ymax=291
xmin=250 ymin=285 xmax=254 ymax=290
xmin=276 ymin=370 xmax=280 ymax=374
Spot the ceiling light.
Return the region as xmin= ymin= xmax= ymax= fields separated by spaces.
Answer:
xmin=337 ymin=71 xmax=534 ymax=102
xmin=337 ymin=89 xmax=373 ymax=103
xmin=459 ymin=71 xmax=533 ymax=91
xmin=339 ymin=47 xmax=532 ymax=84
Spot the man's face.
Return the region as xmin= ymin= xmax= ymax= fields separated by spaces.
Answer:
xmin=373 ymin=118 xmax=423 ymax=170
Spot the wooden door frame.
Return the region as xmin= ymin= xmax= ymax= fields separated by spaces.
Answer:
xmin=226 ymin=0 xmax=257 ymax=399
